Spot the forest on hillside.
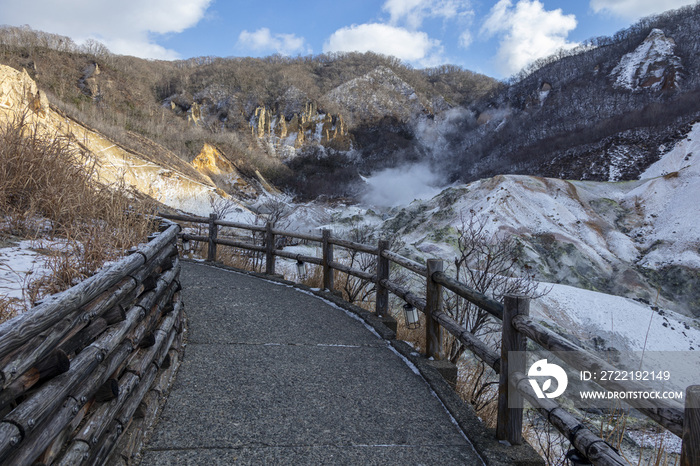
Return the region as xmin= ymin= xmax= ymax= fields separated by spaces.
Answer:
xmin=1 ymin=2 xmax=700 ymax=199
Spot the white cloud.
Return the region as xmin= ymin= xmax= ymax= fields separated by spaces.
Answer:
xmin=0 ymin=0 xmax=212 ymax=59
xmin=590 ymin=0 xmax=698 ymax=20
xmin=323 ymin=23 xmax=443 ymax=66
xmin=237 ymin=28 xmax=310 ymax=56
xmin=383 ymin=0 xmax=470 ymax=29
xmin=481 ymin=0 xmax=578 ymax=76
xmin=459 ymin=30 xmax=473 ymax=49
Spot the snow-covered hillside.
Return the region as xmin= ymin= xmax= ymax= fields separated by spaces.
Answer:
xmin=610 ymin=28 xmax=682 ymax=91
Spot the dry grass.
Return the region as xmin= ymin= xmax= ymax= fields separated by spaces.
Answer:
xmin=0 ymin=114 xmax=156 ymax=316
xmin=456 ymin=358 xmax=499 ymax=427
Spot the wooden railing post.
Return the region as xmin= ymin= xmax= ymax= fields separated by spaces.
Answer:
xmin=322 ymin=229 xmax=334 ymax=291
xmin=681 ymin=385 xmax=700 ymax=466
xmin=425 ymin=259 xmax=444 ymax=360
xmin=207 ymin=213 xmax=218 ymax=262
xmin=265 ymin=222 xmax=275 ymax=275
xmin=375 ymin=239 xmax=390 ymax=317
xmin=497 ymin=294 xmax=529 ymax=445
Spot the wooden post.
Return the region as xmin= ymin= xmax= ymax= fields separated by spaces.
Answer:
xmin=265 ymin=222 xmax=275 ymax=275
xmin=207 ymin=213 xmax=218 ymax=262
xmin=375 ymin=240 xmax=390 ymax=317
xmin=497 ymin=294 xmax=529 ymax=445
xmin=322 ymin=229 xmax=334 ymax=291
xmin=425 ymin=259 xmax=444 ymax=360
xmin=681 ymin=385 xmax=700 ymax=466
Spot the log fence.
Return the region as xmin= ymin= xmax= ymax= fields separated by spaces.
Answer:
xmin=0 ymin=220 xmax=185 ymax=465
xmin=165 ymin=212 xmax=699 ymax=466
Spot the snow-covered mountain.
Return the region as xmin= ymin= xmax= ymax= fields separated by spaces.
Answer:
xmin=361 ymin=122 xmax=700 ymax=318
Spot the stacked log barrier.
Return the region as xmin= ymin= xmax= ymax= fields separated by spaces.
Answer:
xmin=0 ymin=221 xmax=185 ymax=465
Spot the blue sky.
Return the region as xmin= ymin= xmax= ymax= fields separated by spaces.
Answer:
xmin=0 ymin=0 xmax=697 ymax=78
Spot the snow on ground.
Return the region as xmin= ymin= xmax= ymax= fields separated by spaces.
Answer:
xmin=532 ymin=282 xmax=700 ymax=394
xmin=630 ymin=122 xmax=700 ymax=268
xmin=533 ymin=283 xmax=699 ymax=352
xmin=0 ymin=239 xmax=55 ymax=313
xmin=610 ymin=28 xmax=680 ymax=91
xmin=627 ymin=429 xmax=682 ymax=455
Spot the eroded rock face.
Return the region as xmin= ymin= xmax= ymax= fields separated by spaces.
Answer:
xmin=0 ymin=67 xmax=49 ymax=117
xmin=250 ymin=102 xmax=350 ymax=152
xmin=80 ymin=63 xmax=101 ymax=98
xmin=191 ymin=143 xmax=259 ymax=199
xmin=610 ymin=29 xmax=682 ymax=92
xmin=324 ymin=66 xmax=429 ymax=125
xmin=0 ymin=64 xmax=250 ymax=216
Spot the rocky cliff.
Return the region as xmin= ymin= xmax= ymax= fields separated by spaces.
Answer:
xmin=249 ymin=102 xmax=351 ymax=156
xmin=0 ymin=64 xmax=258 ymax=216
xmin=610 ymin=28 xmax=682 ymax=92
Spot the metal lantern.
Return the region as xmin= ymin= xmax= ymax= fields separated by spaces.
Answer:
xmin=182 ymin=238 xmax=190 ymax=253
xmin=403 ymin=303 xmax=420 ymax=329
xmin=296 ymin=259 xmax=307 ymax=279
xmin=566 ymin=449 xmax=592 ymax=465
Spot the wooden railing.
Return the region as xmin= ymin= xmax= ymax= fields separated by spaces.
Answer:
xmin=165 ymin=212 xmax=700 ymax=466
xmin=0 ymin=220 xmax=184 ymax=465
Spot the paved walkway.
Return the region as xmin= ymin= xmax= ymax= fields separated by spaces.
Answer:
xmin=141 ymin=261 xmax=483 ymax=464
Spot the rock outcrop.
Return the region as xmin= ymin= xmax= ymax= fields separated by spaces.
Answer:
xmin=610 ymin=29 xmax=682 ymax=92
xmin=0 ymin=64 xmax=246 ymax=216
xmin=324 ymin=67 xmax=431 ymax=125
xmin=250 ymin=101 xmax=350 ymax=154
xmin=79 ymin=62 xmax=101 ymax=98
xmin=0 ymin=67 xmax=49 ymax=116
xmin=191 ymin=143 xmax=259 ymax=199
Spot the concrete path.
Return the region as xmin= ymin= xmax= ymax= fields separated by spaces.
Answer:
xmin=140 ymin=261 xmax=484 ymax=464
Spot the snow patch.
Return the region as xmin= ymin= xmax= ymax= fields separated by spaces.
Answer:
xmin=610 ymin=29 xmax=681 ymax=91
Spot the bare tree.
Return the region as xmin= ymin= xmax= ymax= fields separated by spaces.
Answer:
xmin=208 ymin=192 xmax=240 ymax=219
xmin=340 ymin=223 xmax=377 ymax=304
xmin=445 ymin=209 xmax=547 ymax=363
xmin=337 ymin=222 xmax=408 ymax=308
xmin=255 ymin=197 xmax=295 ymax=229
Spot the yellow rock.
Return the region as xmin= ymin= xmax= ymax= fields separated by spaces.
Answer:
xmin=192 ymin=143 xmax=236 ymax=176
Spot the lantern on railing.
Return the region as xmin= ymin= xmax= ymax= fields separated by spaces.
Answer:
xmin=296 ymin=259 xmax=307 ymax=280
xmin=403 ymin=303 xmax=420 ymax=329
xmin=566 ymin=449 xmax=592 ymax=465
xmin=182 ymin=237 xmax=190 ymax=253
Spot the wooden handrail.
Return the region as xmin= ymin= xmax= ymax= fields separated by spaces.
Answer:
xmin=273 ymin=250 xmax=323 ymax=265
xmin=159 ymin=212 xmax=208 ymax=224
xmin=328 ymin=237 xmax=379 ymax=255
xmin=379 ymin=278 xmax=426 ymax=312
xmin=328 ymin=260 xmax=376 ymax=282
xmin=431 ymin=271 xmax=504 ymax=320
xmin=512 ymin=314 xmax=685 ymax=436
xmin=165 ymin=211 xmax=698 ymax=461
xmin=271 ymin=229 xmax=323 ymax=243
xmin=381 ymin=250 xmax=428 ymax=277
xmin=511 ymin=370 xmax=627 ymax=465
xmin=216 ymin=219 xmax=266 ymax=232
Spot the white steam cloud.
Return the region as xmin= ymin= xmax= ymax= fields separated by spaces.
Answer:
xmin=360 ymin=163 xmax=445 ymax=208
